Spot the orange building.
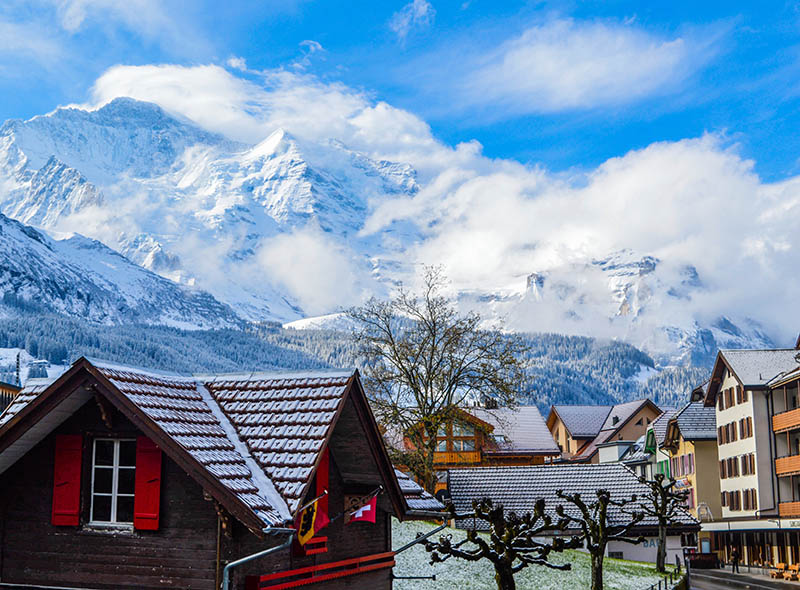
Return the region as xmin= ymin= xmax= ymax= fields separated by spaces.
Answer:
xmin=403 ymin=405 xmax=561 ymax=495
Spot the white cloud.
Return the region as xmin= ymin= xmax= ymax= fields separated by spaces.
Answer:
xmin=227 ymin=56 xmax=247 ymax=71
xmin=0 ymin=18 xmax=62 ymax=66
xmin=389 ymin=0 xmax=435 ymax=41
xmin=53 ymin=0 xmax=171 ymax=34
xmin=257 ymin=227 xmax=368 ymax=315
xmin=80 ymin=62 xmax=800 ymax=347
xmin=411 ymin=18 xmax=717 ymax=117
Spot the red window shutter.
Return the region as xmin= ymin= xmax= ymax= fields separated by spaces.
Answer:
xmin=133 ymin=436 xmax=162 ymax=530
xmin=52 ymin=434 xmax=83 ymax=526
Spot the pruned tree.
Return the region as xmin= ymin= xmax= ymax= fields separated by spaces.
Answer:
xmin=349 ymin=267 xmax=529 ymax=492
xmin=638 ymin=473 xmax=690 ymax=573
xmin=422 ymin=498 xmax=580 ymax=590
xmin=555 ymin=489 xmax=645 ymax=590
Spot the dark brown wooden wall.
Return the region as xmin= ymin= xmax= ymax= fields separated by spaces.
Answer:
xmin=0 ymin=398 xmax=220 ymax=590
xmin=0 ymin=388 xmax=394 ymax=590
xmin=226 ymin=401 xmax=392 ymax=590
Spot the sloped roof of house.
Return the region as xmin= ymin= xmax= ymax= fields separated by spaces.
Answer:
xmin=672 ymin=401 xmax=716 ymax=441
xmin=651 ymin=408 xmax=679 ymax=446
xmin=469 ymin=406 xmax=560 ymax=455
xmin=394 ymin=468 xmax=444 ymax=512
xmin=572 ymin=399 xmax=661 ymax=461
xmin=548 ymin=405 xmax=612 ymax=438
xmin=448 ymin=463 xmax=698 ymax=532
xmin=0 ymin=357 xmax=407 ymax=533
xmin=704 ymin=349 xmax=800 ymax=405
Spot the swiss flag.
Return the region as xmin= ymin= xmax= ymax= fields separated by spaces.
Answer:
xmin=347 ymin=496 xmax=377 ymax=525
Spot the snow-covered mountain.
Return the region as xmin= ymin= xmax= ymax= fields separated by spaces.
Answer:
xmin=0 ymin=212 xmax=239 ymax=328
xmin=0 ymin=97 xmax=781 ymax=365
xmin=0 ymin=97 xmax=420 ymax=321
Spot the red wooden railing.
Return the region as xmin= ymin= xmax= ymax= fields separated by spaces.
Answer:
xmin=247 ymin=551 xmax=395 ymax=590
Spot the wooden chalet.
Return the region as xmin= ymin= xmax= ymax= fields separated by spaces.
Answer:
xmin=399 ymin=406 xmax=560 ymax=495
xmin=0 ymin=357 xmax=424 ymax=590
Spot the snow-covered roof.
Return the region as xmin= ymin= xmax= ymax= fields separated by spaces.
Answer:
xmin=448 ymin=464 xmax=698 ymax=532
xmin=672 ymin=401 xmax=716 ymax=441
xmin=469 ymin=406 xmax=560 ymax=455
xmin=549 ymin=405 xmax=612 ymax=438
xmin=0 ymin=356 xmax=409 ymax=529
xmin=394 ymin=469 xmax=445 ymax=512
xmin=720 ymin=349 xmax=800 ymax=387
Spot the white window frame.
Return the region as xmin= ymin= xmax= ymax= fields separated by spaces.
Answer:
xmin=90 ymin=438 xmax=136 ymax=526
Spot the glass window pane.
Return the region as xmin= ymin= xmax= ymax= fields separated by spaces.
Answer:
xmin=95 ymin=440 xmax=113 ymax=466
xmin=92 ymin=495 xmax=112 ymax=522
xmin=116 ymin=496 xmax=134 ymax=523
xmin=453 ymin=423 xmax=474 ymax=436
xmin=461 ymin=438 xmax=476 ymax=451
xmin=94 ymin=467 xmax=113 ymax=494
xmin=436 ymin=439 xmax=447 ymax=451
xmin=436 ymin=424 xmax=447 ymax=437
xmin=118 ymin=468 xmax=135 ymax=495
xmin=119 ymin=441 xmax=136 ymax=467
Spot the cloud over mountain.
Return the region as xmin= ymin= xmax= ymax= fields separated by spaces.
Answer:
xmin=2 ymin=63 xmax=799 ymax=362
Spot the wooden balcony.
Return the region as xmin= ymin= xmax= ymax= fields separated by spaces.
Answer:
xmin=780 ymin=502 xmax=800 ymax=517
xmin=773 ymin=407 xmax=800 ymax=433
xmin=775 ymin=455 xmax=800 ymax=477
xmin=433 ymin=450 xmax=481 ymax=465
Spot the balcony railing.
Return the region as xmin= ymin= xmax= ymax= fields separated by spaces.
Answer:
xmin=433 ymin=450 xmax=481 ymax=465
xmin=773 ymin=407 xmax=800 ymax=433
xmin=780 ymin=502 xmax=800 ymax=517
xmin=775 ymin=455 xmax=800 ymax=477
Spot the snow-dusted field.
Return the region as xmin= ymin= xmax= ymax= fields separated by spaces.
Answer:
xmin=393 ymin=520 xmax=674 ymax=590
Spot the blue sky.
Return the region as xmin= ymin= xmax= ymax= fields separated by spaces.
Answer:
xmin=3 ymin=0 xmax=800 ymax=180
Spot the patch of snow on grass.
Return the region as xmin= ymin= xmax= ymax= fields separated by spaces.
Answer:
xmin=393 ymin=519 xmax=674 ymax=590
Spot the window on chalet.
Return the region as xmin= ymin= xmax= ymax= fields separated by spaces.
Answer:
xmin=91 ymin=439 xmax=136 ymax=524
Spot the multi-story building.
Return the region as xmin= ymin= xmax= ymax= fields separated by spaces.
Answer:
xmin=662 ymin=398 xmax=720 ymax=552
xmin=703 ymin=348 xmax=800 ymax=566
xmin=546 ymin=399 xmax=662 ymax=463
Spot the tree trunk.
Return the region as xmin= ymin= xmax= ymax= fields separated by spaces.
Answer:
xmin=494 ymin=565 xmax=516 ymax=590
xmin=656 ymin=524 xmax=667 ymax=573
xmin=422 ymin=433 xmax=438 ymax=493
xmin=591 ymin=551 xmax=604 ymax=590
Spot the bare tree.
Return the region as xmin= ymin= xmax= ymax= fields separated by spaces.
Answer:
xmin=555 ymin=489 xmax=645 ymax=590
xmin=349 ymin=267 xmax=528 ymax=492
xmin=422 ymin=498 xmax=579 ymax=590
xmin=638 ymin=474 xmax=690 ymax=573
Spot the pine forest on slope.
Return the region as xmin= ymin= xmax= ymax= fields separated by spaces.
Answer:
xmin=0 ymin=306 xmax=708 ymax=411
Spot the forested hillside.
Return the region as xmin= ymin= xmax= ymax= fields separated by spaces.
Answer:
xmin=0 ymin=309 xmax=709 ymax=410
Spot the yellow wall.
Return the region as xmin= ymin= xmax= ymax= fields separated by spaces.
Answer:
xmin=669 ymin=435 xmax=721 ymax=521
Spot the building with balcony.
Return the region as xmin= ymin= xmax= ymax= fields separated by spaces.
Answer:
xmin=399 ymin=405 xmax=561 ymax=496
xmin=702 ymin=347 xmax=800 ymax=567
xmin=769 ymin=363 xmax=800 ymax=519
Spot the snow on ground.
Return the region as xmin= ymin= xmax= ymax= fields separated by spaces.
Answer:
xmin=393 ymin=520 xmax=673 ymax=590
xmin=0 ymin=348 xmax=67 ymax=385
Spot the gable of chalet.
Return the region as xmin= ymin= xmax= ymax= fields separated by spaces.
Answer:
xmin=704 ymin=349 xmax=800 ymax=406
xmin=0 ymin=357 xmax=407 ymax=536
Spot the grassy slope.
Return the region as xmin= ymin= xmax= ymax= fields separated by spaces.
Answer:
xmin=393 ymin=520 xmax=675 ymax=590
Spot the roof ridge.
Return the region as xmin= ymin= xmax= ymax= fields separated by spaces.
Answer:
xmin=196 ymin=382 xmax=291 ymax=522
